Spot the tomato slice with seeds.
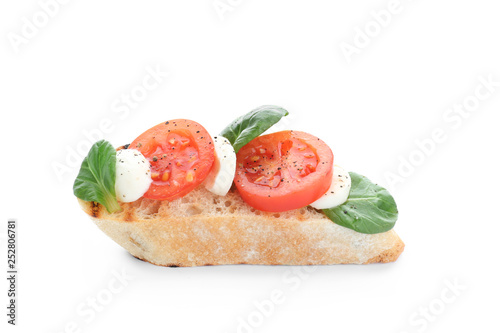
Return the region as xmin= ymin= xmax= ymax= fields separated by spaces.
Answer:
xmin=130 ymin=119 xmax=215 ymax=201
xmin=234 ymin=130 xmax=333 ymax=212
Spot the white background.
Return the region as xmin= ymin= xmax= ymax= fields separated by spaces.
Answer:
xmin=1 ymin=1 xmax=499 ymax=332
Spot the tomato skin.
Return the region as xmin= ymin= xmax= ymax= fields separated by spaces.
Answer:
xmin=234 ymin=130 xmax=333 ymax=212
xmin=130 ymin=119 xmax=214 ymax=201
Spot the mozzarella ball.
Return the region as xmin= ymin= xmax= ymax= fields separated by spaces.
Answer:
xmin=204 ymin=136 xmax=237 ymax=196
xmin=310 ymin=165 xmax=351 ymax=209
xmin=115 ymin=149 xmax=152 ymax=202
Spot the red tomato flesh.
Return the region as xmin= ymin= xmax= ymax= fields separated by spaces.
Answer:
xmin=234 ymin=130 xmax=333 ymax=212
xmin=130 ymin=119 xmax=214 ymax=200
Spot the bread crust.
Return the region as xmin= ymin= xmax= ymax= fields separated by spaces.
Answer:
xmin=78 ymin=187 xmax=404 ymax=266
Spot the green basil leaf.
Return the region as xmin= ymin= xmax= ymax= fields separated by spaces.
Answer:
xmin=73 ymin=140 xmax=121 ymax=213
xmin=322 ymin=172 xmax=398 ymax=234
xmin=220 ymin=105 xmax=289 ymax=153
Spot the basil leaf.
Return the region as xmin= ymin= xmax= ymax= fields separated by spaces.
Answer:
xmin=73 ymin=140 xmax=121 ymax=213
xmin=322 ymin=172 xmax=398 ymax=234
xmin=220 ymin=105 xmax=289 ymax=153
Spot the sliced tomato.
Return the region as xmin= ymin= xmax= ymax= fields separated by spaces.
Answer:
xmin=130 ymin=119 xmax=214 ymax=200
xmin=234 ymin=130 xmax=333 ymax=212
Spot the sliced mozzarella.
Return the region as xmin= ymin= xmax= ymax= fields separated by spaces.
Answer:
xmin=310 ymin=165 xmax=351 ymax=209
xmin=204 ymin=136 xmax=236 ymax=196
xmin=115 ymin=149 xmax=152 ymax=202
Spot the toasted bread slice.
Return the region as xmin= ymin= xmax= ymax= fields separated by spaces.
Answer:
xmin=78 ymin=187 xmax=404 ymax=266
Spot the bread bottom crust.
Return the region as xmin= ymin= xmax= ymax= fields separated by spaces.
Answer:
xmin=88 ymin=214 xmax=404 ymax=266
xmin=78 ymin=186 xmax=404 ymax=266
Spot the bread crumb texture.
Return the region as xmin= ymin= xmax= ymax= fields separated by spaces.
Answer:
xmin=78 ymin=187 xmax=404 ymax=266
